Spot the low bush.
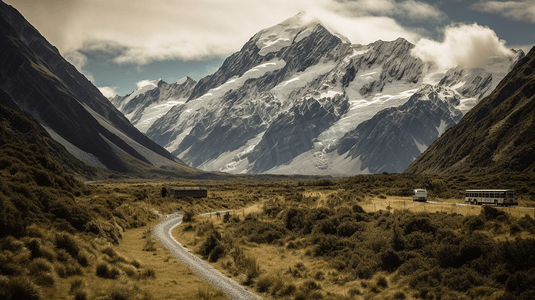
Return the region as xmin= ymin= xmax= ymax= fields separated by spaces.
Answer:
xmin=96 ymin=261 xmax=121 ymax=279
xmin=55 ymin=233 xmax=80 ymax=257
xmin=3 ymin=276 xmax=42 ymax=300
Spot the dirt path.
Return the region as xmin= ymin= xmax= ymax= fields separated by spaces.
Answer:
xmin=153 ymin=213 xmax=263 ymax=300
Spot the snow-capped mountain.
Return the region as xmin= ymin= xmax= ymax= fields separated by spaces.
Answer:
xmin=337 ymin=85 xmax=463 ymax=173
xmin=111 ymin=77 xmax=196 ymax=133
xmin=0 ymin=2 xmax=199 ymax=177
xmin=121 ymin=11 xmax=520 ymax=175
xmin=406 ymin=45 xmax=535 ymax=174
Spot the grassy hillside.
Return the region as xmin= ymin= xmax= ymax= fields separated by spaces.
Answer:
xmin=0 ymin=96 xmax=234 ymax=299
xmin=406 ymin=46 xmax=535 ymax=174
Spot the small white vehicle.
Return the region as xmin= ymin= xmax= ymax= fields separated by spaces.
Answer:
xmin=413 ymin=189 xmax=427 ymax=202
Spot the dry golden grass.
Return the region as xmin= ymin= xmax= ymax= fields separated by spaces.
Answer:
xmin=27 ymin=176 xmax=533 ymax=300
xmin=115 ymin=222 xmax=227 ymax=300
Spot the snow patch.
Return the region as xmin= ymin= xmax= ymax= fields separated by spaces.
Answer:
xmin=436 ymin=119 xmax=448 ymax=136
xmin=118 ymin=79 xmax=160 ymax=110
xmin=319 ymin=84 xmax=418 ymax=144
xmin=272 ymin=63 xmax=336 ymax=101
xmin=457 ymin=97 xmax=478 ymax=114
xmin=135 ymin=98 xmax=188 ymax=133
xmin=197 ymin=132 xmax=265 ymax=174
xmin=255 ymin=11 xmax=349 ymax=56
xmin=176 ymin=77 xmax=188 ymax=85
xmin=265 ymin=149 xmax=370 ymax=176
xmin=167 ymin=126 xmax=193 ymax=153
xmin=412 ymin=137 xmax=428 ymax=153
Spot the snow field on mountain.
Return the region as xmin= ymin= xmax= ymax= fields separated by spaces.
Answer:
xmin=129 ymin=98 xmax=187 ymax=133
xmin=118 ymin=79 xmax=160 ymax=110
xmin=196 ymin=131 xmax=266 ymax=174
xmin=266 ymin=148 xmax=370 ymax=176
xmin=271 ymin=62 xmax=337 ymax=101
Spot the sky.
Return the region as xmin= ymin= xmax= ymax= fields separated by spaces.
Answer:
xmin=5 ymin=0 xmax=535 ymax=97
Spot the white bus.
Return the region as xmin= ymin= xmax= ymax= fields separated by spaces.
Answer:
xmin=465 ymin=189 xmax=518 ymax=206
xmin=413 ymin=189 xmax=427 ymax=202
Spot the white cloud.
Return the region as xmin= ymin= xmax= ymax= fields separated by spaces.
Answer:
xmin=64 ymin=50 xmax=94 ymax=81
xmin=332 ymin=0 xmax=444 ymax=20
xmin=411 ymin=23 xmax=515 ymax=70
xmin=136 ymin=79 xmax=157 ymax=89
xmin=98 ymin=86 xmax=117 ymax=98
xmin=471 ymin=1 xmax=535 ymax=23
xmin=6 ymin=0 xmax=431 ymax=65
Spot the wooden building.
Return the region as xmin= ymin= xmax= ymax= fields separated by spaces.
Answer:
xmin=169 ymin=187 xmax=207 ymax=199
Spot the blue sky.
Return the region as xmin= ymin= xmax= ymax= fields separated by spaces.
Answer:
xmin=5 ymin=0 xmax=535 ymax=97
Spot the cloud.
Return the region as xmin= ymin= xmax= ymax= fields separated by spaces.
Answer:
xmin=64 ymin=50 xmax=94 ymax=81
xmin=136 ymin=79 xmax=158 ymax=89
xmin=98 ymin=86 xmax=117 ymax=98
xmin=471 ymin=1 xmax=535 ymax=23
xmin=411 ymin=23 xmax=515 ymax=70
xmin=6 ymin=0 xmax=432 ymax=65
xmin=331 ymin=0 xmax=444 ymax=20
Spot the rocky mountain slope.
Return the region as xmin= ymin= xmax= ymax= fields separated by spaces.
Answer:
xmin=0 ymin=90 xmax=103 ymax=179
xmin=0 ymin=2 xmax=199 ymax=177
xmin=406 ymin=46 xmax=535 ymax=174
xmin=120 ymin=12 xmax=520 ymax=175
xmin=111 ymin=77 xmax=196 ymax=133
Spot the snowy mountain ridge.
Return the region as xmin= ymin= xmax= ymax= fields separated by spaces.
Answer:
xmin=114 ymin=11 xmax=522 ymax=175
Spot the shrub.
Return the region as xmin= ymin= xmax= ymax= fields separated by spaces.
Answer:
xmin=119 ymin=263 xmax=137 ymax=277
xmin=278 ymin=283 xmax=296 ymax=297
xmin=4 ymin=276 xmax=42 ymax=300
xmin=69 ymin=278 xmax=85 ymax=294
xmin=33 ymin=272 xmax=56 ymax=287
xmin=76 ymin=251 xmax=90 ymax=267
xmin=96 ymin=262 xmax=121 ymax=279
xmin=223 ymin=212 xmax=231 ymax=223
xmin=72 ymin=288 xmax=89 ymax=300
xmin=336 ymin=221 xmax=360 ymax=237
xmin=143 ymin=237 xmax=157 ymax=252
xmin=55 ymin=233 xmax=80 ymax=257
xmin=208 ymin=244 xmax=225 ymax=262
xmin=376 ymin=275 xmax=388 ymax=288
xmin=28 ymin=257 xmax=54 ymax=275
xmin=139 ymin=267 xmax=156 ymax=279
xmin=300 ymin=279 xmax=322 ymax=292
xmin=255 ymin=274 xmax=276 ymax=293
xmin=182 ymin=210 xmax=194 ymax=222
xmin=199 ymin=232 xmax=220 ymax=257
xmin=481 ymin=206 xmax=506 ymax=220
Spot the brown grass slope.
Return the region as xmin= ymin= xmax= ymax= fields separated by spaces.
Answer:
xmin=406 ymin=46 xmax=535 ymax=174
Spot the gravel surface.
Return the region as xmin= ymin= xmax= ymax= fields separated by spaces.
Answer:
xmin=153 ymin=213 xmax=263 ymax=300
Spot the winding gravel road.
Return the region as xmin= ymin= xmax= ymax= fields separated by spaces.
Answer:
xmin=153 ymin=213 xmax=263 ymax=300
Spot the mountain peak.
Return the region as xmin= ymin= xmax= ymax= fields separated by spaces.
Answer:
xmin=254 ymin=11 xmax=350 ymax=56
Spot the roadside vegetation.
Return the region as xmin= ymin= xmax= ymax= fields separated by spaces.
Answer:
xmin=176 ymin=174 xmax=535 ymax=300
xmin=2 ymin=140 xmax=535 ymax=299
xmin=0 ymin=142 xmax=233 ymax=300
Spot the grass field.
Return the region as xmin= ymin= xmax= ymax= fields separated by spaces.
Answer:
xmin=3 ymin=172 xmax=535 ymax=300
